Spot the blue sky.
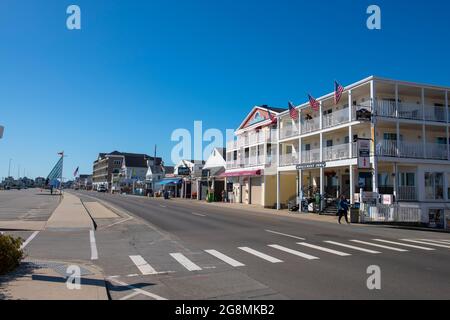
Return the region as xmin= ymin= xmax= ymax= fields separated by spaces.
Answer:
xmin=1 ymin=0 xmax=450 ymax=179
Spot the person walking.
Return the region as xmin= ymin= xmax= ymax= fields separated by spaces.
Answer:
xmin=337 ymin=195 xmax=350 ymax=224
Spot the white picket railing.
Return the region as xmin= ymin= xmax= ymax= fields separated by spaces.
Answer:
xmin=301 ymin=117 xmax=320 ymax=134
xmin=323 ymin=108 xmax=350 ymax=129
xmin=323 ymin=144 xmax=351 ymax=161
xmin=279 ymin=153 xmax=299 ymax=167
xmin=361 ymin=204 xmax=421 ymax=223
xmin=378 ymin=140 xmax=449 ymax=160
xmin=301 ymin=148 xmax=321 ymax=164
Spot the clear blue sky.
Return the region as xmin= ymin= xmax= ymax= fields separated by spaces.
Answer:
xmin=1 ymin=0 xmax=450 ymax=179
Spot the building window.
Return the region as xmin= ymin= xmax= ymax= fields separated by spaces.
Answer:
xmin=425 ymin=172 xmax=444 ymax=200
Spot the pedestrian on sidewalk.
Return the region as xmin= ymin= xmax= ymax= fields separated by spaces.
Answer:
xmin=337 ymin=195 xmax=349 ymax=224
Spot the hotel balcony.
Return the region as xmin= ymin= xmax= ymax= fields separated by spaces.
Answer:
xmin=226 ymin=154 xmax=277 ymax=170
xmin=279 ymin=123 xmax=299 ymax=140
xmin=377 ymin=140 xmax=449 ymax=160
xmin=375 ymin=100 xmax=449 ymax=122
xmin=323 ymin=143 xmax=352 ymax=162
xmin=301 ymin=148 xmax=321 ymax=164
xmin=301 ymin=117 xmax=320 ymax=134
xmin=279 ymin=153 xmax=299 ymax=167
xmin=398 ymin=186 xmax=418 ymax=201
xmin=227 ymin=129 xmax=278 ymax=150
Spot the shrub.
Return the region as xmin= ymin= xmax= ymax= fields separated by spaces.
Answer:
xmin=0 ymin=234 xmax=24 ymax=275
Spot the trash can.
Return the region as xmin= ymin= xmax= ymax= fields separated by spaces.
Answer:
xmin=350 ymin=208 xmax=360 ymax=223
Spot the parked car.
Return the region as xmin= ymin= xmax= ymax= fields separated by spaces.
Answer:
xmin=97 ymin=185 xmax=107 ymax=192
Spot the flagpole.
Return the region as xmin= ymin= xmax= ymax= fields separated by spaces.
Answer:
xmin=61 ymin=152 xmax=64 ymax=195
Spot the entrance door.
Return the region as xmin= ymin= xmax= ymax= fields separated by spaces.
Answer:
xmin=250 ymin=177 xmax=262 ymax=205
xmin=342 ymin=174 xmax=350 ymax=198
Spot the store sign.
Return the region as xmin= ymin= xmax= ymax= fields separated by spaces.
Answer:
xmin=357 ymin=139 xmax=371 ymax=169
xmin=296 ymin=162 xmax=326 ymax=170
xmin=177 ymin=166 xmax=191 ymax=176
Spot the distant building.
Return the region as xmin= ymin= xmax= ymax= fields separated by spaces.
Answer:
xmin=75 ymin=174 xmax=92 ymax=190
xmin=35 ymin=177 xmax=46 ymax=188
xmin=174 ymin=159 xmax=205 ymax=198
xmin=93 ymin=151 xmax=162 ymax=192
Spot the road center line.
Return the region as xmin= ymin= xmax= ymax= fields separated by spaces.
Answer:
xmin=191 ymin=212 xmax=206 ymax=217
xmin=89 ymin=230 xmax=99 ymax=260
xmin=20 ymin=231 xmax=39 ymax=250
xmin=265 ymin=230 xmax=305 ymax=240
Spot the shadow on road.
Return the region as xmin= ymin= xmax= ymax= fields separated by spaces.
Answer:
xmin=0 ymin=262 xmax=42 ymax=300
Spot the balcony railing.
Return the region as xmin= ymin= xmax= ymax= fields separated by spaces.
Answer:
xmin=375 ymin=100 xmax=448 ymax=122
xmin=398 ymin=186 xmax=418 ymax=201
xmin=227 ymin=129 xmax=279 ymax=150
xmin=301 ymin=148 xmax=321 ymax=164
xmin=323 ymin=108 xmax=350 ymax=129
xmin=377 ymin=140 xmax=449 ymax=160
xmin=225 ymin=154 xmax=277 ymax=169
xmin=301 ymin=117 xmax=320 ymax=134
xmin=279 ymin=153 xmax=298 ymax=167
xmin=323 ymin=143 xmax=351 ymax=161
xmin=280 ymin=124 xmax=299 ymax=140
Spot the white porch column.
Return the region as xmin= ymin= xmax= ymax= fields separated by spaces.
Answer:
xmin=348 ymin=90 xmax=353 ymax=121
xmin=299 ymin=169 xmax=303 ymax=200
xmin=393 ymin=163 xmax=398 ymax=203
xmin=349 ymin=165 xmax=354 ymax=204
xmin=446 ymin=90 xmax=449 ymax=160
xmin=319 ymin=101 xmax=323 ymax=130
xmin=395 ymin=84 xmax=400 ymax=157
xmin=320 ymin=167 xmax=324 ymax=211
xmin=422 ymin=87 xmax=426 ymax=158
xmin=276 ymin=170 xmax=281 ymax=210
xmin=370 ymin=80 xmax=378 ymax=193
xmin=349 ymin=126 xmax=353 ymax=158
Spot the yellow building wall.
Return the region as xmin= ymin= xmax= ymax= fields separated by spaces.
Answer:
xmin=264 ymin=175 xmax=277 ymax=209
xmin=280 ymin=174 xmax=297 ymax=207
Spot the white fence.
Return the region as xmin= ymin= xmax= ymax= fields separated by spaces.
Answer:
xmin=360 ymin=204 xmax=421 ymax=223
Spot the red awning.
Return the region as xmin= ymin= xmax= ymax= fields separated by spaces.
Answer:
xmin=220 ymin=169 xmax=262 ymax=177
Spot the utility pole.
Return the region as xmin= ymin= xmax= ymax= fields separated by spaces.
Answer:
xmin=8 ymin=158 xmax=11 ymax=177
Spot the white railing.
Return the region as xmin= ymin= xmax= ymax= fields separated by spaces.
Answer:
xmin=227 ymin=140 xmax=238 ymax=150
xmin=323 ymin=108 xmax=350 ymax=129
xmin=375 ymin=100 xmax=396 ymax=117
xmin=301 ymin=148 xmax=321 ymax=164
xmin=426 ymin=143 xmax=448 ymax=160
xmin=398 ymin=103 xmax=423 ymax=120
xmin=424 ymin=105 xmax=446 ymax=122
xmin=280 ymin=123 xmax=299 ymax=140
xmin=323 ymin=144 xmax=351 ymax=161
xmin=398 ymin=186 xmax=417 ymax=201
xmin=226 ymin=154 xmax=277 ymax=169
xmin=279 ymin=153 xmax=298 ymax=167
xmin=301 ymin=117 xmax=320 ymax=134
xmin=361 ymin=204 xmax=421 ymax=223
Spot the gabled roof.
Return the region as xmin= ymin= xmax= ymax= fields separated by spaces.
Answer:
xmin=237 ymin=105 xmax=284 ymax=132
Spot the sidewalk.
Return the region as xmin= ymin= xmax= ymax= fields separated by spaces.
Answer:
xmin=0 ymin=259 xmax=108 ymax=300
xmin=161 ymin=197 xmax=339 ymax=224
xmin=45 ymin=192 xmax=95 ymax=230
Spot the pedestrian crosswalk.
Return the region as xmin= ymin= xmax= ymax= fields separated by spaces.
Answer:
xmin=125 ymin=238 xmax=450 ymax=277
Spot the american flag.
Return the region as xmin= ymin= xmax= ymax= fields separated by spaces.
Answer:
xmin=288 ymin=102 xmax=298 ymax=120
xmin=73 ymin=166 xmax=79 ymax=177
xmin=268 ymin=109 xmax=277 ymax=124
xmin=308 ymin=94 xmax=320 ymax=112
xmin=57 ymin=151 xmax=64 ymax=156
xmin=334 ymin=80 xmax=344 ymax=104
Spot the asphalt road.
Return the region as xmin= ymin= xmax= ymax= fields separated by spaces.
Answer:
xmin=72 ymin=191 xmax=450 ymax=300
xmin=0 ymin=189 xmax=60 ymax=222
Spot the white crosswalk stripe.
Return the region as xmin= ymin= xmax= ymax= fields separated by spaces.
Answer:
xmin=170 ymin=253 xmax=202 ymax=271
xmin=350 ymin=240 xmax=408 ymax=252
xmin=268 ymin=244 xmax=319 ymax=260
xmin=205 ymin=250 xmax=245 ymax=267
xmin=129 ymin=255 xmax=158 ymax=275
xmin=297 ymin=242 xmax=351 ymax=257
xmin=324 ymin=241 xmax=380 ymax=254
xmin=418 ymin=239 xmax=450 ymax=245
xmin=238 ymin=247 xmax=283 ymax=263
xmin=373 ymin=239 xmax=435 ymax=251
xmin=401 ymin=239 xmax=450 ymax=249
